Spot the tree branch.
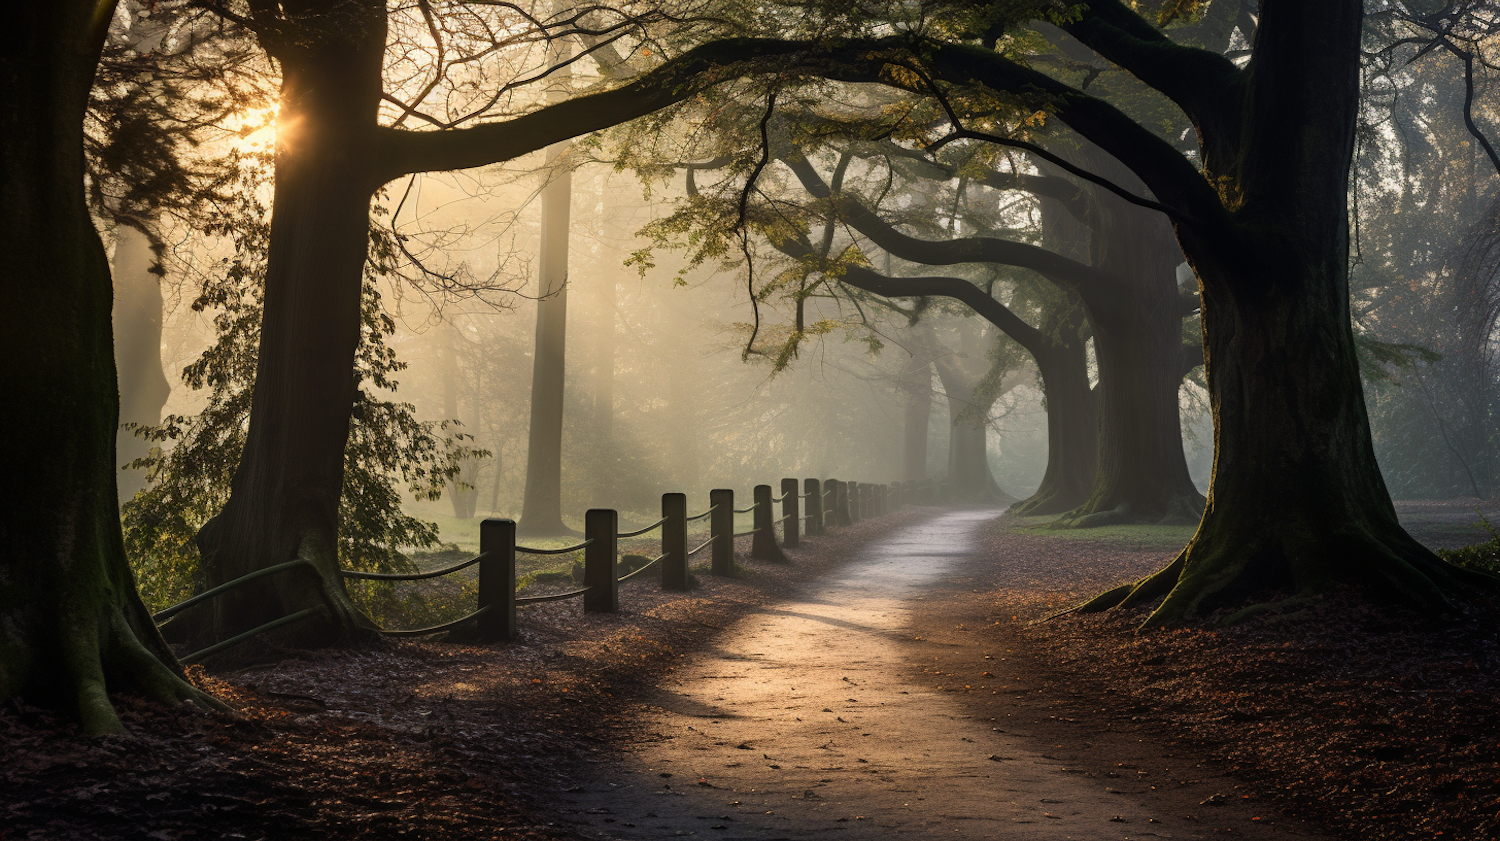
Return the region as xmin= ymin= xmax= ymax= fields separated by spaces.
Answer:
xmin=370 ymin=38 xmax=822 ymax=185
xmin=783 ymin=154 xmax=1111 ymax=297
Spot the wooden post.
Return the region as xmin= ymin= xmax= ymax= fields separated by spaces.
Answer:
xmin=477 ymin=518 xmax=517 ymax=642
xmin=751 ymin=484 xmax=788 ymax=562
xmin=583 ymin=508 xmax=618 ymax=613
xmin=781 ymin=477 xmax=800 ymax=548
xmin=710 ymin=488 xmax=734 ymax=576
xmin=830 ymin=480 xmax=848 ymax=526
xmin=662 ymin=492 xmax=688 ymax=591
xmin=848 ymin=481 xmax=861 ymax=524
xmin=804 ymin=478 xmax=823 ymax=536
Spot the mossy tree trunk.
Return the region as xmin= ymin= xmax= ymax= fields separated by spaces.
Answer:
xmin=0 ymin=0 xmax=218 ymax=732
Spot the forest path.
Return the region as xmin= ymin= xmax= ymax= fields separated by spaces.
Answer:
xmin=548 ymin=509 xmax=1335 ymax=841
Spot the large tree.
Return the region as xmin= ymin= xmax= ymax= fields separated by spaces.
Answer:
xmin=0 ymin=0 xmax=217 ymax=733
xmin=636 ymin=0 xmax=1493 ymax=621
xmin=179 ymin=0 xmax=827 ymax=645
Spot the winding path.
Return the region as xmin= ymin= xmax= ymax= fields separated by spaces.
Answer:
xmin=553 ymin=509 xmax=1332 ymax=840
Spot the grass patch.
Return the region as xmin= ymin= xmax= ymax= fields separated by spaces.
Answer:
xmin=1004 ymin=513 xmax=1196 ymax=552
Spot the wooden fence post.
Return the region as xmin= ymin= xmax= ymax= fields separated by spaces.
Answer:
xmin=781 ymin=477 xmax=800 ymax=548
xmin=848 ymin=481 xmax=862 ymax=524
xmin=662 ymin=492 xmax=688 ymax=591
xmin=583 ymin=509 xmax=618 ymax=613
xmin=478 ymin=518 xmax=517 ymax=642
xmin=710 ymin=488 xmax=734 ymax=576
xmin=831 ymin=480 xmax=850 ymax=526
xmin=751 ymin=484 xmax=788 ymax=562
xmin=804 ymin=478 xmax=823 ymax=535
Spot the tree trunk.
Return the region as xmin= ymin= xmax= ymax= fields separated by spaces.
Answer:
xmin=931 ymin=329 xmax=1021 ymax=505
xmin=1008 ymin=307 xmax=1097 ymax=515
xmin=0 ymin=0 xmax=216 ymax=732
xmin=519 ymin=25 xmax=575 ymax=537
xmin=1066 ymin=149 xmax=1204 ymax=526
xmin=592 ymin=270 xmax=618 ymax=504
xmin=900 ymin=356 xmax=933 ymax=482
xmin=191 ymin=2 xmax=387 ymax=646
xmin=112 ymin=222 xmax=171 ymax=503
xmin=443 ymin=322 xmax=479 ymax=519
xmin=1078 ymin=0 xmax=1489 ymax=624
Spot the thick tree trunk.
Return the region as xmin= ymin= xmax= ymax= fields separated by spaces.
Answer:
xmin=1009 ymin=191 xmax=1099 ymax=515
xmin=112 ymin=223 xmax=171 ymax=503
xmin=192 ymin=3 xmax=387 ymax=646
xmin=0 ymin=0 xmax=215 ymax=732
xmin=1066 ymin=150 xmax=1203 ymax=526
xmin=1011 ymin=338 xmax=1097 ymax=514
xmin=1077 ymin=0 xmax=1489 ymax=624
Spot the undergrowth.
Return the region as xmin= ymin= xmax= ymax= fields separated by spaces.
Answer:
xmin=1437 ymin=513 xmax=1500 ymax=575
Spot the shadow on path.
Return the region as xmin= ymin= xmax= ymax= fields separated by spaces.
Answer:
xmin=550 ymin=508 xmax=1334 ymax=840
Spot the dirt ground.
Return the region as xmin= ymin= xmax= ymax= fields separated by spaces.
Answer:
xmin=3 ymin=501 xmax=1498 ymax=840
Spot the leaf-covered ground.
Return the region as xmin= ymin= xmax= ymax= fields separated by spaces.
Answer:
xmin=979 ymin=498 xmax=1500 ymax=841
xmin=0 ymin=511 xmax=926 ymax=841
xmin=3 ymin=501 xmax=1496 ymax=840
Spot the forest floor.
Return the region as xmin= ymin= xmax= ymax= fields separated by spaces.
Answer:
xmin=2 ymin=500 xmax=1498 ymax=840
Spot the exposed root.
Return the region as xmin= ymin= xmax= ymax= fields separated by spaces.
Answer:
xmin=1055 ymin=551 xmax=1187 ymax=619
xmin=1221 ymin=591 xmax=1319 ymax=626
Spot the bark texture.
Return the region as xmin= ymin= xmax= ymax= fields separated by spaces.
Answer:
xmin=0 ymin=0 xmax=215 ymax=732
xmin=1062 ymin=149 xmax=1203 ymax=526
xmin=1050 ymin=0 xmax=1490 ymax=623
xmin=191 ymin=0 xmax=388 ymax=645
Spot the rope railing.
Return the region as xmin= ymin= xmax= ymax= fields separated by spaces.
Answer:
xmin=377 ymin=606 xmax=491 ymax=637
xmin=155 ymin=475 xmax=926 ymax=659
xmin=617 ymin=553 xmax=666 ymax=583
xmin=516 ymin=538 xmax=593 ymax=555
xmin=516 ymin=587 xmax=591 ymax=605
xmin=182 ymin=606 xmax=322 ymax=664
xmin=166 ymin=475 xmax=924 ymax=649
xmin=152 ymin=559 xmax=314 ymax=623
xmin=341 ymin=553 xmax=485 ymax=581
xmin=617 ymin=517 xmax=668 ymax=538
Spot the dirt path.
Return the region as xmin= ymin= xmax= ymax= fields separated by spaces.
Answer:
xmin=549 ymin=509 xmax=1335 ymax=840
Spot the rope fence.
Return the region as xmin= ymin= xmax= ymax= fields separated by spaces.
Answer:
xmin=154 ymin=474 xmax=952 ymax=656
